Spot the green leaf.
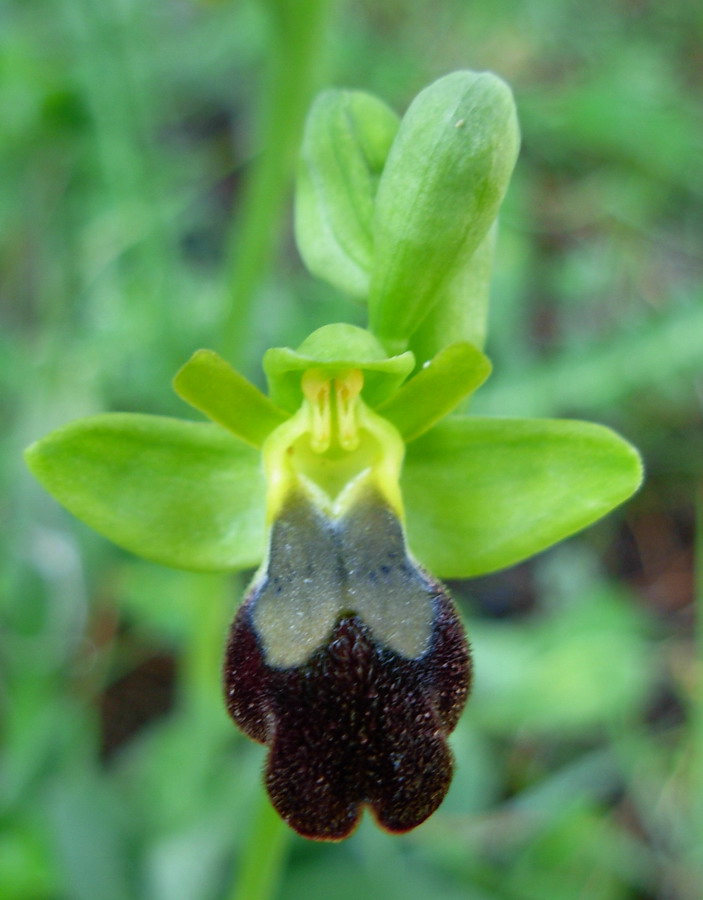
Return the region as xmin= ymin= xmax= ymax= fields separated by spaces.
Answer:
xmin=402 ymin=417 xmax=642 ymax=578
xmin=409 ymin=222 xmax=496 ymax=362
xmin=263 ymin=323 xmax=415 ymax=411
xmin=173 ymin=349 xmax=289 ymax=447
xmin=377 ymin=342 xmax=491 ymax=442
xmin=25 ymin=414 xmax=266 ymax=572
xmin=295 ymin=89 xmax=400 ymax=298
xmin=369 ymin=70 xmax=520 ymax=352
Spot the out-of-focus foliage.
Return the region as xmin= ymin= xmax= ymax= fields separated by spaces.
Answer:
xmin=2 ymin=1 xmax=702 ymax=899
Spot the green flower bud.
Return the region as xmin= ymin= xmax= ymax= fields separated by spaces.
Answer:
xmin=295 ymin=90 xmax=399 ymax=298
xmin=369 ymin=70 xmax=520 ymax=352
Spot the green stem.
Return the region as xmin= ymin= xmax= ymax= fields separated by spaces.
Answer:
xmin=183 ymin=574 xmax=291 ymax=900
xmin=229 ymin=791 xmax=290 ymax=900
xmin=217 ymin=6 xmax=335 ymax=894
xmin=219 ymin=7 xmax=333 ymax=894
xmin=691 ymin=492 xmax=703 ymax=889
xmin=176 ymin=572 xmax=290 ymax=900
xmin=219 ymin=0 xmax=333 ymax=367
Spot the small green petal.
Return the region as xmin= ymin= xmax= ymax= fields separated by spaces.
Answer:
xmin=377 ymin=342 xmax=492 ymax=442
xmin=263 ymin=323 xmax=414 ymax=411
xmin=25 ymin=414 xmax=266 ymax=572
xmin=173 ymin=349 xmax=289 ymax=447
xmin=402 ymin=417 xmax=643 ymax=578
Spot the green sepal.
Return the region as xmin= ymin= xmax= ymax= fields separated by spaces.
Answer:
xmin=295 ymin=89 xmax=400 ymax=298
xmin=377 ymin=342 xmax=491 ymax=442
xmin=369 ymin=70 xmax=520 ymax=352
xmin=409 ymin=223 xmax=496 ymax=362
xmin=263 ymin=323 xmax=414 ymax=411
xmin=402 ymin=417 xmax=643 ymax=578
xmin=25 ymin=414 xmax=266 ymax=572
xmin=173 ymin=349 xmax=289 ymax=448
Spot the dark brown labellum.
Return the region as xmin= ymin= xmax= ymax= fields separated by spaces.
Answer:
xmin=223 ymin=482 xmax=470 ymax=840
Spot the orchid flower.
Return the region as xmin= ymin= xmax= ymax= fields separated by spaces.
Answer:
xmin=25 ymin=71 xmax=642 ymax=841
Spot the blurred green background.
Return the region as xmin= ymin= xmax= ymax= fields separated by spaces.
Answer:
xmin=2 ymin=1 xmax=702 ymax=898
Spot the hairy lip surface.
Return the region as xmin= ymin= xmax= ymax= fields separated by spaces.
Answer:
xmin=224 ymin=593 xmax=469 ymax=840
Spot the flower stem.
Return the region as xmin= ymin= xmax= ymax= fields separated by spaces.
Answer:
xmin=691 ymin=493 xmax=703 ymax=890
xmin=219 ymin=4 xmax=333 ymax=894
xmin=218 ymin=0 xmax=333 ymax=367
xmin=229 ymin=791 xmax=289 ymax=900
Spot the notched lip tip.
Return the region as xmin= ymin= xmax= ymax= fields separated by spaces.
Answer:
xmin=281 ymin=797 xmax=437 ymax=842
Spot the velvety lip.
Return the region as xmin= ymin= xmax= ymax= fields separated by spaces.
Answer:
xmin=224 ymin=589 xmax=469 ymax=840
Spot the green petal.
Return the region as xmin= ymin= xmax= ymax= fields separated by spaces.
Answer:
xmin=402 ymin=417 xmax=642 ymax=578
xmin=263 ymin=323 xmax=414 ymax=411
xmin=369 ymin=71 xmax=520 ymax=352
xmin=25 ymin=414 xmax=266 ymax=572
xmin=173 ymin=349 xmax=289 ymax=447
xmin=295 ymin=89 xmax=399 ymax=297
xmin=377 ymin=342 xmax=491 ymax=442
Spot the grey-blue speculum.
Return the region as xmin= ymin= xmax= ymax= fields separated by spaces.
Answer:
xmin=223 ymin=479 xmax=470 ymax=841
